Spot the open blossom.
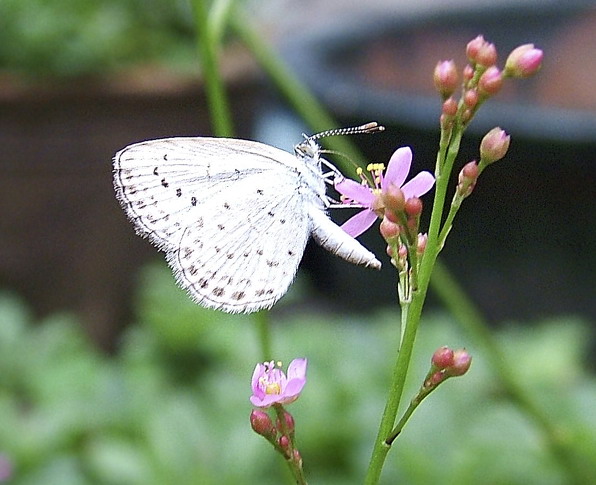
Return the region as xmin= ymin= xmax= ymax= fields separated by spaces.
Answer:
xmin=250 ymin=358 xmax=307 ymax=408
xmin=335 ymin=147 xmax=435 ymax=237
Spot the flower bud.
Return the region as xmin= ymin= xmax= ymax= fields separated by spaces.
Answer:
xmin=404 ymin=197 xmax=423 ymax=217
xmin=466 ymin=35 xmax=485 ymax=63
xmin=276 ymin=411 xmax=295 ymax=434
xmin=278 ymin=434 xmax=290 ymax=451
xmin=250 ymin=410 xmax=275 ymax=438
xmin=463 ymin=89 xmax=478 ymax=109
xmin=417 ymin=233 xmax=428 ymax=254
xmin=480 ymin=127 xmax=510 ymax=163
xmin=463 ymin=64 xmax=474 ymax=83
xmin=431 ymin=346 xmax=454 ymax=370
xmin=466 ymin=35 xmax=497 ymax=66
xmin=477 ymin=42 xmax=497 ymax=67
xmin=457 ymin=160 xmax=479 ymax=197
xmin=380 ymin=217 xmax=399 ymax=241
xmin=442 ymin=97 xmax=458 ymax=117
xmin=434 ymin=60 xmax=459 ymax=98
xmin=504 ymin=44 xmax=543 ymax=78
xmin=478 ymin=66 xmax=503 ymax=96
xmin=382 ymin=183 xmax=405 ymax=213
xmin=446 ymin=349 xmax=472 ymax=376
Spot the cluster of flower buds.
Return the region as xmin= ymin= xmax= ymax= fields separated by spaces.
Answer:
xmin=425 ymin=346 xmax=472 ymax=389
xmin=434 ymin=35 xmax=543 ymax=129
xmin=250 ymin=408 xmax=302 ymax=464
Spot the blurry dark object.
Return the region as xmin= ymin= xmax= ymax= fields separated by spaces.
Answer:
xmin=282 ymin=1 xmax=596 ymax=321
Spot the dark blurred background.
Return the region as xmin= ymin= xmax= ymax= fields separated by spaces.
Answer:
xmin=0 ymin=0 xmax=594 ymax=351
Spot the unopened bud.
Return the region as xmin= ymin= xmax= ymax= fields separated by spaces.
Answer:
xmin=466 ymin=35 xmax=497 ymax=67
xmin=442 ymin=97 xmax=458 ymax=117
xmin=404 ymin=197 xmax=423 ymax=217
xmin=278 ymin=434 xmax=290 ymax=452
xmin=446 ymin=349 xmax=472 ymax=376
xmin=432 ymin=346 xmax=455 ymax=370
xmin=276 ymin=411 xmax=295 ymax=434
xmin=504 ymin=44 xmax=543 ymax=78
xmin=464 ymin=89 xmax=478 ymax=109
xmin=434 ymin=60 xmax=459 ymax=98
xmin=480 ymin=127 xmax=510 ymax=163
xmin=380 ymin=217 xmax=400 ymax=241
xmin=457 ymin=160 xmax=479 ymax=197
xmin=382 ymin=184 xmax=405 ymax=213
xmin=478 ymin=66 xmax=503 ymax=96
xmin=477 ymin=42 xmax=497 ymax=67
xmin=466 ymin=35 xmax=485 ymax=63
xmin=417 ymin=233 xmax=428 ymax=254
xmin=463 ymin=64 xmax=474 ymax=83
xmin=250 ymin=410 xmax=274 ymax=438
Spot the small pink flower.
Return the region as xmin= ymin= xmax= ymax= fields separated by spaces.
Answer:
xmin=250 ymin=358 xmax=307 ymax=408
xmin=335 ymin=147 xmax=435 ymax=237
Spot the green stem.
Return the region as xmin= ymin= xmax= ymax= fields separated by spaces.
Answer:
xmin=192 ymin=0 xmax=234 ymax=137
xmin=365 ymin=128 xmax=464 ymax=484
xmin=230 ymin=9 xmax=366 ymax=173
xmin=430 ymin=259 xmax=595 ymax=485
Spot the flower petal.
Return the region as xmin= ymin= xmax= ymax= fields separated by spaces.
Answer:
xmin=287 ymin=358 xmax=308 ymax=380
xmin=341 ymin=209 xmax=378 ymax=238
xmin=335 ymin=177 xmax=375 ymax=206
xmin=283 ymin=377 xmax=306 ymax=398
xmin=383 ymin=147 xmax=412 ymax=189
xmin=401 ymin=171 xmax=436 ymax=199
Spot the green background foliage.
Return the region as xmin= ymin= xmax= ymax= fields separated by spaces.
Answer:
xmin=1 ymin=264 xmax=594 ymax=484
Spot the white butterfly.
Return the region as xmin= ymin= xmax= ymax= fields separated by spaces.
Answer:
xmin=113 ymin=123 xmax=382 ymax=313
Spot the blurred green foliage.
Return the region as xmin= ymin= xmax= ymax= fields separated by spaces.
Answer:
xmin=0 ymin=0 xmax=197 ymax=78
xmin=0 ymin=263 xmax=595 ymax=484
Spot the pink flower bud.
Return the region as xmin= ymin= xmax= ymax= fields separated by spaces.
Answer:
xmin=505 ymin=44 xmax=543 ymax=78
xmin=404 ymin=197 xmax=423 ymax=217
xmin=480 ymin=127 xmax=510 ymax=163
xmin=432 ymin=346 xmax=454 ymax=370
xmin=457 ymin=160 xmax=479 ymax=197
xmin=442 ymin=97 xmax=458 ymax=117
xmin=433 ymin=60 xmax=459 ymax=98
xmin=478 ymin=66 xmax=503 ymax=96
xmin=446 ymin=349 xmax=472 ymax=376
xmin=276 ymin=411 xmax=295 ymax=434
xmin=477 ymin=42 xmax=497 ymax=67
xmin=427 ymin=370 xmax=447 ymax=387
xmin=463 ymin=64 xmax=474 ymax=83
xmin=466 ymin=35 xmax=485 ymax=63
xmin=464 ymin=89 xmax=478 ymax=109
xmin=466 ymin=35 xmax=497 ymax=66
xmin=417 ymin=233 xmax=428 ymax=254
xmin=380 ymin=217 xmax=400 ymax=240
xmin=382 ymin=183 xmax=405 ymax=213
xmin=279 ymin=434 xmax=290 ymax=451
xmin=250 ymin=410 xmax=275 ymax=437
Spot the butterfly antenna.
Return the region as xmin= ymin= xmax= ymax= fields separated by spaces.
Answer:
xmin=306 ymin=122 xmax=385 ymax=143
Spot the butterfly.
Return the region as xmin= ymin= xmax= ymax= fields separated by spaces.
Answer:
xmin=113 ymin=123 xmax=382 ymax=313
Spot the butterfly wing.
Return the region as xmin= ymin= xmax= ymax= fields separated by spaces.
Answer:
xmin=114 ymin=137 xmax=311 ymax=312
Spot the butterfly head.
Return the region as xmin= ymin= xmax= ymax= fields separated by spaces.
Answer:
xmin=294 ymin=137 xmax=321 ymax=165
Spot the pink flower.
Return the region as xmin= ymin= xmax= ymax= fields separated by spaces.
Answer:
xmin=335 ymin=147 xmax=435 ymax=237
xmin=250 ymin=358 xmax=307 ymax=408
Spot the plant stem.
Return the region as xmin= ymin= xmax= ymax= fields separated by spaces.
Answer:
xmin=192 ymin=0 xmax=234 ymax=137
xmin=430 ymin=259 xmax=595 ymax=485
xmin=365 ymin=126 xmax=464 ymax=483
xmin=230 ymin=9 xmax=368 ymax=173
